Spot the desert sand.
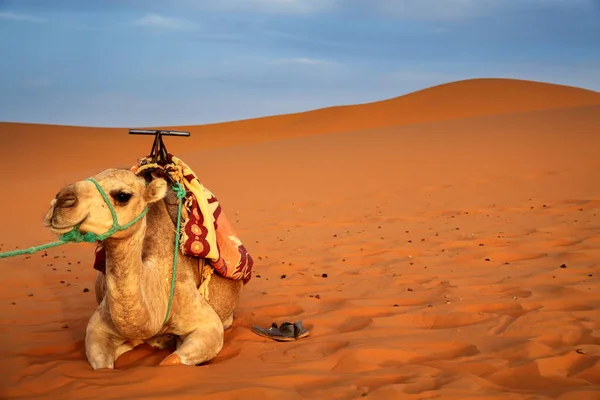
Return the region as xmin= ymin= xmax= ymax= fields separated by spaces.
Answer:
xmin=0 ymin=78 xmax=599 ymax=399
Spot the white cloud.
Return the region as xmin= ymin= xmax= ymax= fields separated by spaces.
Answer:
xmin=0 ymin=11 xmax=44 ymax=22
xmin=130 ymin=13 xmax=196 ymax=30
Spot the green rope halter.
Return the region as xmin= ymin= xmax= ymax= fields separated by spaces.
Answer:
xmin=0 ymin=178 xmax=148 ymax=256
xmin=0 ymin=177 xmax=186 ymax=326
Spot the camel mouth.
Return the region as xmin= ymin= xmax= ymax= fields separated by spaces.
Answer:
xmin=49 ymin=225 xmax=77 ymax=235
xmin=49 ymin=215 xmax=89 ymax=235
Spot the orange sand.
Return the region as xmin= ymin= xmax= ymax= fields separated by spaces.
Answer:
xmin=1 ymin=78 xmax=599 ymax=399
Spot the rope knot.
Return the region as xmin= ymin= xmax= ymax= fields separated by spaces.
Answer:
xmin=59 ymin=230 xmax=99 ymax=244
xmin=173 ymin=182 xmax=187 ymax=200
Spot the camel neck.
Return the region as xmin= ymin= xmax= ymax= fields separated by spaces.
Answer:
xmin=103 ymin=219 xmax=165 ymax=338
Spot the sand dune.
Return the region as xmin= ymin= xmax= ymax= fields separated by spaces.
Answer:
xmin=1 ymin=78 xmax=599 ymax=399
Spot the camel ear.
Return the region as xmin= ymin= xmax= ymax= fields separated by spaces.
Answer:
xmin=143 ymin=178 xmax=168 ymax=203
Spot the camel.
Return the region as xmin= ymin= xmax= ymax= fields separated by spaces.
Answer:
xmin=43 ymin=168 xmax=244 ymax=369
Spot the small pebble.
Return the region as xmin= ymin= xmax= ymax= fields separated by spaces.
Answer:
xmin=83 ymin=288 xmax=89 ymax=293
xmin=393 ymin=304 xmax=399 ymax=307
xmin=322 ymin=273 xmax=328 ymax=278
xmin=560 ymin=264 xmax=567 ymax=269
xmin=576 ymin=348 xmax=585 ymax=354
xmin=280 ymin=275 xmax=286 ymax=279
xmin=315 ymin=294 xmax=321 ymax=299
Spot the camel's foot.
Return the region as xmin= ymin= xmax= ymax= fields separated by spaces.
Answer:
xmin=157 ymin=320 xmax=224 ymax=366
xmin=158 ymin=352 xmax=183 ymax=366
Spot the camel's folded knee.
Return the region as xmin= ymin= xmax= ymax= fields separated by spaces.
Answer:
xmin=165 ymin=323 xmax=224 ymax=366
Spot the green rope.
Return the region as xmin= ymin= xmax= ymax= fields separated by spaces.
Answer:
xmin=0 ymin=177 xmax=186 ymax=327
xmin=0 ymin=178 xmax=148 ymax=258
xmin=0 ymin=240 xmax=69 ymax=258
xmin=164 ymin=182 xmax=186 ymax=324
xmin=60 ymin=179 xmax=149 ymax=243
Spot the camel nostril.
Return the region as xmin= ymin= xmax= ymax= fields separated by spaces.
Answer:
xmin=55 ymin=189 xmax=78 ymax=209
xmin=56 ymin=196 xmax=77 ymax=208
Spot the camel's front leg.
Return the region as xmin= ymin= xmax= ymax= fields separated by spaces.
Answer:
xmin=85 ymin=307 xmax=125 ymax=370
xmin=94 ymin=271 xmax=106 ymax=305
xmin=159 ymin=309 xmax=224 ymax=366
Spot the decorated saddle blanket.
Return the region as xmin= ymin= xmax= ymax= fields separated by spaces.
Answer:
xmin=93 ymin=153 xmax=253 ymax=284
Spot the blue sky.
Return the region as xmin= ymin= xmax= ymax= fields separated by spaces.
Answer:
xmin=0 ymin=0 xmax=599 ymax=127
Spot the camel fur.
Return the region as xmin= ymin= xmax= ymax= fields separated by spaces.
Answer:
xmin=43 ymin=168 xmax=244 ymax=369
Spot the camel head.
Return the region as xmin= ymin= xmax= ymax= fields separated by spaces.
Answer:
xmin=44 ymin=168 xmax=168 ymax=239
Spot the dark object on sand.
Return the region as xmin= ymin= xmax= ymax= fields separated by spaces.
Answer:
xmin=251 ymin=321 xmax=310 ymax=342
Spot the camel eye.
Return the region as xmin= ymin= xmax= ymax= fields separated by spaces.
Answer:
xmin=112 ymin=192 xmax=133 ymax=204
